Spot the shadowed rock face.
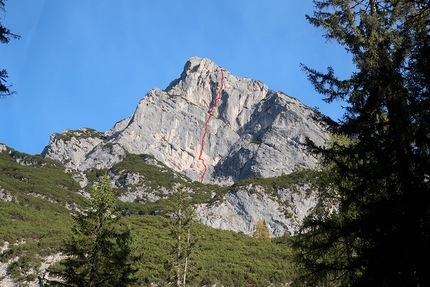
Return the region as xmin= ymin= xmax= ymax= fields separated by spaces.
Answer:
xmin=42 ymin=57 xmax=328 ymax=185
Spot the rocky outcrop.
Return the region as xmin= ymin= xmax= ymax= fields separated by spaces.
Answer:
xmin=42 ymin=57 xmax=328 ymax=186
xmin=196 ymin=184 xmax=315 ymax=237
xmin=37 ymin=57 xmax=327 ymax=237
xmin=113 ymin=57 xmax=328 ymax=184
xmin=0 ymin=242 xmax=64 ymax=287
xmin=41 ymin=128 xmax=126 ymax=172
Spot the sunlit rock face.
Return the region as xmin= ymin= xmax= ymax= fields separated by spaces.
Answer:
xmin=39 ymin=56 xmax=328 ymax=236
xmin=114 ymin=57 xmax=327 ymax=184
xmin=43 ymin=57 xmax=328 ymax=185
xmin=196 ymin=183 xmax=317 ymax=237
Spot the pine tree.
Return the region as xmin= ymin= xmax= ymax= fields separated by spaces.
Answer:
xmin=47 ymin=175 xmax=139 ymax=287
xmin=292 ymin=1 xmax=430 ymax=286
xmin=253 ymin=219 xmax=271 ymax=242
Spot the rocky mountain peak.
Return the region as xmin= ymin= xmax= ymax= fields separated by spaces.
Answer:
xmin=42 ymin=57 xmax=329 ymax=185
xmin=166 ymin=57 xmax=269 ymax=132
xmin=0 ymin=58 xmax=330 ymax=286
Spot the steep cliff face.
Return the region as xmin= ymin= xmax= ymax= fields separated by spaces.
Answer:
xmin=38 ymin=57 xmax=328 ymax=237
xmin=1 ymin=58 xmax=331 ymax=287
xmin=42 ymin=57 xmax=328 ymax=185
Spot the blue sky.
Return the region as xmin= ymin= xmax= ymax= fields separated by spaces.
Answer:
xmin=0 ymin=1 xmax=354 ymax=155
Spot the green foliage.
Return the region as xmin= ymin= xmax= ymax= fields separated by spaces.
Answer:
xmin=233 ymin=168 xmax=318 ymax=196
xmin=164 ymin=186 xmax=197 ymax=287
xmin=0 ymin=201 xmax=73 ymax=283
xmin=0 ymin=149 xmax=299 ymax=286
xmin=0 ymin=200 xmax=72 ymax=247
xmin=294 ymin=1 xmax=430 ymax=286
xmin=54 ymin=128 xmax=103 ymax=142
xmin=251 ymin=139 xmax=262 ymax=145
xmin=48 ymin=175 xmax=139 ymax=287
xmin=112 ymin=153 xmax=180 ymax=190
xmin=194 ymin=226 xmax=294 ymax=286
xmin=291 ymin=166 xmax=358 ymax=286
xmin=122 ymin=215 xmax=295 ymax=287
xmin=0 ymin=149 xmax=85 ymax=207
xmin=0 ymin=149 xmax=85 ymax=284
xmin=1 ymin=202 xmax=296 ymax=287
xmin=107 ymin=153 xmax=230 ymax=210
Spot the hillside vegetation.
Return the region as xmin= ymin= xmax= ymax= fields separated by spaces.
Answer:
xmin=0 ymin=146 xmax=299 ymax=286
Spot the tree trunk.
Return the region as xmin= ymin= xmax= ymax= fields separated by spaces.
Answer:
xmin=370 ymin=0 xmax=378 ymax=15
xmin=183 ymin=225 xmax=191 ymax=286
xmin=345 ymin=235 xmax=356 ymax=283
xmin=177 ymin=209 xmax=182 ymax=287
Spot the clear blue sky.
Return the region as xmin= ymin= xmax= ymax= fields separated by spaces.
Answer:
xmin=0 ymin=0 xmax=354 ymax=155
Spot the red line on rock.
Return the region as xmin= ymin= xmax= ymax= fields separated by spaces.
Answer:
xmin=198 ymin=69 xmax=225 ymax=183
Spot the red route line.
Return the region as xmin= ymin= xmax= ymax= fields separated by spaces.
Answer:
xmin=198 ymin=69 xmax=225 ymax=183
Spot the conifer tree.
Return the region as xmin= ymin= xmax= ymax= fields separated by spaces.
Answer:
xmin=48 ymin=175 xmax=139 ymax=287
xmin=292 ymin=1 xmax=430 ymax=286
xmin=165 ymin=186 xmax=197 ymax=287
xmin=253 ymin=219 xmax=271 ymax=242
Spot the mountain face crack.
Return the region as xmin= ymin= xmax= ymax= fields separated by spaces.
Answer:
xmin=198 ymin=69 xmax=225 ymax=183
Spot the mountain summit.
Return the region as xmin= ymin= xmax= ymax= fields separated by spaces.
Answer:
xmin=42 ymin=57 xmax=328 ymax=185
xmin=0 ymin=58 xmax=330 ymax=285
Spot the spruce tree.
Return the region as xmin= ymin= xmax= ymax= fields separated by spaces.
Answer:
xmin=48 ymin=175 xmax=139 ymax=287
xmin=292 ymin=1 xmax=430 ymax=286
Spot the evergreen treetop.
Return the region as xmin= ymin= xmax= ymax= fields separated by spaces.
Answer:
xmin=48 ymin=175 xmax=139 ymax=287
xmin=293 ymin=1 xmax=430 ymax=286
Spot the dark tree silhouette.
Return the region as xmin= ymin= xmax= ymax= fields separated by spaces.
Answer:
xmin=0 ymin=0 xmax=20 ymax=98
xmin=292 ymin=1 xmax=430 ymax=286
xmin=47 ymin=175 xmax=139 ymax=287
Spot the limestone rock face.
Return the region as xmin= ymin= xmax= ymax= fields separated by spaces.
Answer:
xmin=196 ymin=184 xmax=316 ymax=237
xmin=101 ymin=57 xmax=328 ymax=185
xmin=39 ymin=57 xmax=327 ymax=236
xmin=41 ymin=128 xmax=125 ymax=172
xmin=42 ymin=58 xmax=327 ymax=185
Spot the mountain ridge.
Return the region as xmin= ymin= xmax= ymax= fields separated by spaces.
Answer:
xmin=0 ymin=57 xmax=330 ymax=286
xmin=37 ymin=56 xmax=329 ymax=237
xmin=41 ymin=57 xmax=328 ymax=185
